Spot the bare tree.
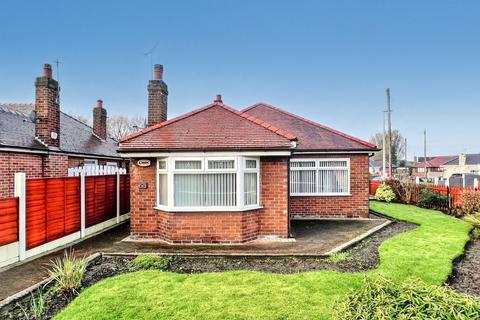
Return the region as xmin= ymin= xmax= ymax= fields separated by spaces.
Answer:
xmin=370 ymin=130 xmax=406 ymax=165
xmin=107 ymin=115 xmax=146 ymax=141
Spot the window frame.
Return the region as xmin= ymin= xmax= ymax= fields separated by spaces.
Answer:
xmin=156 ymin=156 xmax=261 ymax=211
xmin=290 ymin=158 xmax=351 ymax=196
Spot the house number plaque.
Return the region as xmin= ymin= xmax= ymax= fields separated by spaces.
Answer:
xmin=137 ymin=159 xmax=151 ymax=167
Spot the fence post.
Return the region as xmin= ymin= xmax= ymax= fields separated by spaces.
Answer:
xmin=116 ymin=171 xmax=120 ymax=223
xmin=14 ymin=172 xmax=26 ymax=261
xmin=80 ymin=171 xmax=86 ymax=238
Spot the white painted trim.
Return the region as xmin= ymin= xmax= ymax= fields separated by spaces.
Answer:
xmin=121 ymin=151 xmax=291 ymax=158
xmin=154 ymin=206 xmax=263 ymax=212
xmin=292 ymin=151 xmax=374 ymax=154
xmin=84 ymin=213 xmax=130 ymax=236
xmin=0 ymin=147 xmax=48 ymax=154
xmin=80 ymin=171 xmax=86 ymax=238
xmin=0 ymin=146 xmax=122 ymax=160
xmin=14 ymin=173 xmax=26 ymax=261
xmin=25 ymin=232 xmax=80 ymax=258
xmin=0 ymin=242 xmax=19 ymax=268
xmin=116 ymin=172 xmax=120 ymax=223
xmin=290 ymin=193 xmax=352 ymax=197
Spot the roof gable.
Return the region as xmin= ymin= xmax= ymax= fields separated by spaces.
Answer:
xmin=119 ymin=103 xmax=296 ymax=151
xmin=414 ymin=156 xmax=455 ymax=168
xmin=242 ymin=103 xmax=377 ymax=151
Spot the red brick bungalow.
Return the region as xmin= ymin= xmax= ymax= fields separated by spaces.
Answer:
xmin=119 ymin=65 xmax=378 ymax=244
xmin=0 ymin=64 xmax=125 ymax=198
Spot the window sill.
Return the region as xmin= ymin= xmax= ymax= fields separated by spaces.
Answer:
xmin=154 ymin=205 xmax=264 ymax=212
xmin=290 ymin=193 xmax=352 ymax=197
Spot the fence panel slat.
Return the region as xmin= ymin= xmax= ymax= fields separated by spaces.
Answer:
xmin=0 ymin=197 xmax=19 ymax=246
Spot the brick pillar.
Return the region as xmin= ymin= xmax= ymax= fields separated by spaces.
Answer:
xmin=147 ymin=64 xmax=168 ymax=126
xmin=93 ymin=99 xmax=107 ymax=140
xmin=258 ymin=157 xmax=289 ymax=237
xmin=35 ymin=64 xmax=60 ymax=147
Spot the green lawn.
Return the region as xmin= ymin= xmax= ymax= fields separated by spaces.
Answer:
xmin=55 ymin=202 xmax=472 ymax=320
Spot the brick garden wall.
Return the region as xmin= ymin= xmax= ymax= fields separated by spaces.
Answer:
xmin=129 ymin=157 xmax=289 ymax=243
xmin=289 ymin=154 xmax=370 ymax=218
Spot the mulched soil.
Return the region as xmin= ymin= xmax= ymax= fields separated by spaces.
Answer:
xmin=0 ymin=220 xmax=414 ymax=319
xmin=448 ymin=234 xmax=480 ymax=296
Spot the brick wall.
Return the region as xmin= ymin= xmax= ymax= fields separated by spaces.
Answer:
xmin=129 ymin=156 xmax=289 ymax=243
xmin=0 ymin=152 xmax=43 ymax=198
xmin=44 ymin=153 xmax=69 ymax=177
xmin=258 ymin=157 xmax=289 ymax=237
xmin=289 ymin=154 xmax=370 ymax=218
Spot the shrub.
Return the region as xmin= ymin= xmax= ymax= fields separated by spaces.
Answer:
xmin=325 ymin=251 xmax=349 ymax=263
xmin=418 ymin=188 xmax=448 ymax=209
xmin=47 ymin=250 xmax=88 ymax=294
xmin=17 ymin=289 xmax=45 ymax=320
xmin=464 ymin=214 xmax=480 ymax=237
xmin=333 ymin=275 xmax=480 ymax=320
xmin=385 ymin=179 xmax=405 ymax=203
xmin=460 ymin=190 xmax=480 ymax=215
xmin=128 ymin=254 xmax=173 ymax=271
xmin=375 ymin=183 xmax=395 ymax=202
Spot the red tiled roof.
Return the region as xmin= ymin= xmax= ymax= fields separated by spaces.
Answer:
xmin=414 ymin=156 xmax=455 ymax=168
xmin=241 ymin=103 xmax=377 ymax=151
xmin=119 ymin=103 xmax=296 ymax=151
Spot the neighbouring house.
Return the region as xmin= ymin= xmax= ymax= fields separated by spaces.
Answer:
xmin=412 ymin=156 xmax=455 ymax=180
xmin=441 ymin=153 xmax=480 ymax=179
xmin=0 ymin=64 xmax=126 ymax=198
xmin=118 ymin=64 xmax=378 ymax=244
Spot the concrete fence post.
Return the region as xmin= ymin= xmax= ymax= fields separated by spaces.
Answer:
xmin=116 ymin=171 xmax=120 ymax=223
xmin=80 ymin=171 xmax=86 ymax=238
xmin=14 ymin=172 xmax=26 ymax=261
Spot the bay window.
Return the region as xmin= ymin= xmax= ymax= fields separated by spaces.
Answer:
xmin=290 ymin=158 xmax=350 ymax=196
xmin=157 ymin=156 xmax=260 ymax=210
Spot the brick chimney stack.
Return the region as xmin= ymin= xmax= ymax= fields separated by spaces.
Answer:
xmin=93 ymin=99 xmax=107 ymax=140
xmin=35 ymin=63 xmax=60 ymax=147
xmin=147 ymin=64 xmax=168 ymax=126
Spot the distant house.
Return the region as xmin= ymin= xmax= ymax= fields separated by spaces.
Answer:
xmin=441 ymin=153 xmax=480 ymax=179
xmin=412 ymin=156 xmax=455 ymax=179
xmin=119 ymin=64 xmax=378 ymax=244
xmin=0 ymin=64 xmax=126 ymax=198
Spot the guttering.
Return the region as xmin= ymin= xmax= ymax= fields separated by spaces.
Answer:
xmin=119 ymin=150 xmax=292 ymax=158
xmin=0 ymin=146 xmax=123 ymax=160
xmin=292 ymin=149 xmax=380 ymax=154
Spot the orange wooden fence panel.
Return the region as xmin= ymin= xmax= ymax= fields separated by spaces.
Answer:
xmin=26 ymin=177 xmax=81 ymax=249
xmin=85 ymin=175 xmax=118 ymax=227
xmin=0 ymin=197 xmax=19 ymax=246
xmin=369 ymin=181 xmax=381 ymax=196
xmin=120 ymin=175 xmax=130 ymax=214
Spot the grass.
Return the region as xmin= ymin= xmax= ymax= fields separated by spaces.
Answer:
xmin=55 ymin=202 xmax=472 ymax=320
xmin=324 ymin=251 xmax=349 ymax=263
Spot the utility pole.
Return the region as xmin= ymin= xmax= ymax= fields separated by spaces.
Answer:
xmin=386 ymin=88 xmax=392 ymax=178
xmin=424 ymin=129 xmax=428 ymax=180
xmin=382 ymin=111 xmax=387 ymax=178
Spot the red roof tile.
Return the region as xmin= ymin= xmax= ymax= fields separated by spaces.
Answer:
xmin=241 ymin=103 xmax=377 ymax=151
xmin=414 ymin=156 xmax=455 ymax=168
xmin=119 ymin=103 xmax=296 ymax=152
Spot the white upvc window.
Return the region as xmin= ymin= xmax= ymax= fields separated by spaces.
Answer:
xmin=156 ymin=156 xmax=260 ymax=211
xmin=290 ymin=158 xmax=350 ymax=196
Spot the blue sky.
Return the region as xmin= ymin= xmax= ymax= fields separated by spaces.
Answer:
xmin=1 ymin=0 xmax=479 ymax=158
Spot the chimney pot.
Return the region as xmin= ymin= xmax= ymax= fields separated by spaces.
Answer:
xmin=214 ymin=94 xmax=223 ymax=103
xmin=44 ymin=64 xmax=52 ymax=78
xmin=97 ymin=99 xmax=103 ymax=108
xmin=154 ymin=64 xmax=163 ymax=80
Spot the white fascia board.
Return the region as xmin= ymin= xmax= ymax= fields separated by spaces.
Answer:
xmin=120 ymin=150 xmax=292 ymax=158
xmin=292 ymin=151 xmax=373 ymax=155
